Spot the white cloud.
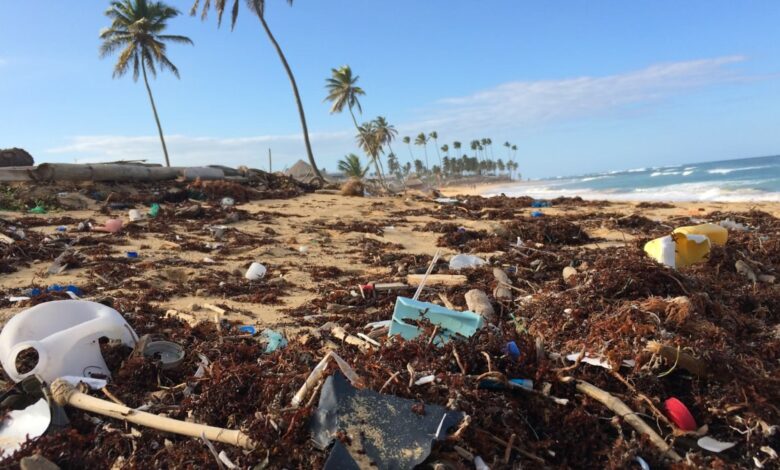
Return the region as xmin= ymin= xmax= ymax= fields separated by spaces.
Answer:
xmin=408 ymin=55 xmax=750 ymax=134
xmin=46 ymin=131 xmax=352 ymax=170
xmin=45 ymin=56 xmax=752 ymax=169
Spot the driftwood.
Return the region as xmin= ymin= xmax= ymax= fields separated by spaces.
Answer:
xmin=569 ymin=378 xmax=682 ymax=462
xmin=645 ymin=341 xmax=709 ymax=377
xmin=331 ymin=326 xmax=374 ymax=351
xmin=407 ymin=274 xmax=467 ymax=287
xmin=50 ymin=379 xmax=255 ymax=449
xmin=464 ymin=289 xmax=496 ymax=323
xmin=492 ymin=268 xmax=513 ymax=301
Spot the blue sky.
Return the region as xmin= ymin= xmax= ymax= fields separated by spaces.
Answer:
xmin=1 ymin=1 xmax=779 ymax=178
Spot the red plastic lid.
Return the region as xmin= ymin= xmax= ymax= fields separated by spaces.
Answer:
xmin=664 ymin=397 xmax=697 ymax=431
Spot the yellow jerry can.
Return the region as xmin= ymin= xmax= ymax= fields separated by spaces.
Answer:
xmin=672 ymin=223 xmax=728 ymax=246
xmin=644 ymin=233 xmax=712 ymax=268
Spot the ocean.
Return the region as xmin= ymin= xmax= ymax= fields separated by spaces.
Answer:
xmin=485 ymin=155 xmax=780 ymax=202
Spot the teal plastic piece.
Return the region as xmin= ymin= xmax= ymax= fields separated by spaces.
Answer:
xmin=389 ymin=297 xmax=483 ymax=345
xmin=261 ymin=329 xmax=288 ymax=353
xmin=148 ymin=203 xmax=160 ymax=218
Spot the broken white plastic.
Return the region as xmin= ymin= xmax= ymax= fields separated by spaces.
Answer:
xmin=59 ymin=375 xmax=108 ymax=390
xmin=0 ymin=399 xmax=51 ymax=458
xmin=565 ymin=353 xmax=636 ymax=370
xmin=697 ymin=436 xmax=737 ymax=453
xmin=449 ymin=254 xmax=486 ymax=271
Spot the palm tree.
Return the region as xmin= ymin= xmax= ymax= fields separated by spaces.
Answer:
xmin=504 ymin=141 xmax=511 ymax=160
xmin=338 ymin=153 xmax=367 ymax=178
xmin=402 ymin=136 xmax=414 ymax=163
xmin=413 ymin=159 xmax=425 ymax=176
xmin=453 ymin=141 xmax=461 ymax=160
xmin=192 ymin=0 xmax=323 ymax=182
xmin=373 ymin=116 xmax=398 ymax=160
xmin=356 ymin=121 xmax=386 ymax=187
xmin=429 ymin=131 xmax=442 ymax=169
xmin=324 ymin=65 xmax=365 ymax=128
xmin=100 ymin=0 xmax=192 ymax=167
xmin=414 ymin=132 xmax=429 ymax=172
xmin=441 ymin=144 xmax=449 ymax=160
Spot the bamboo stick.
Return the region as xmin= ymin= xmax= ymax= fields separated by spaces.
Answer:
xmin=50 ymin=379 xmax=255 ymax=449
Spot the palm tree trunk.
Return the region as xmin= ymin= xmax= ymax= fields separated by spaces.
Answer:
xmin=258 ymin=15 xmax=323 ymax=183
xmin=141 ymin=61 xmax=171 ymax=167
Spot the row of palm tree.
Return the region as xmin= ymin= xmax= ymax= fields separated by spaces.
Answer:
xmin=100 ymin=0 xmax=325 ymax=181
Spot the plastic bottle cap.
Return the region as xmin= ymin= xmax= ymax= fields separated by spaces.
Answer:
xmin=664 ymin=397 xmax=697 ymax=431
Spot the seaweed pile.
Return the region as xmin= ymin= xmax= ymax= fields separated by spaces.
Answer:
xmin=1 ymin=195 xmax=779 ymax=469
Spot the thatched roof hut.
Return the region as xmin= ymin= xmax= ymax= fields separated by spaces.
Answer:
xmin=285 ymin=159 xmax=316 ymax=182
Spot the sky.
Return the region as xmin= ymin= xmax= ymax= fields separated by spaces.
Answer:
xmin=1 ymin=1 xmax=779 ymax=178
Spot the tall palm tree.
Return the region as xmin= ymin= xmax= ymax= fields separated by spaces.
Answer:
xmin=324 ymin=65 xmax=365 ymax=128
xmin=338 ymin=153 xmax=367 ymax=178
xmin=414 ymin=132 xmax=429 ymax=172
xmin=504 ymin=141 xmax=511 ymax=160
xmin=441 ymin=144 xmax=449 ymax=160
xmin=373 ymin=116 xmax=397 ymax=162
xmin=402 ymin=136 xmax=414 ymax=163
xmin=100 ymin=0 xmax=192 ymax=167
xmin=429 ymin=131 xmax=442 ymax=169
xmin=453 ymin=141 xmax=461 ymax=159
xmin=192 ymin=0 xmax=323 ymax=182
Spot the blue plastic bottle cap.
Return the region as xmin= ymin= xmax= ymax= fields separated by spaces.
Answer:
xmin=238 ymin=325 xmax=256 ymax=335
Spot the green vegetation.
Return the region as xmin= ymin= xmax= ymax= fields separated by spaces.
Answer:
xmin=192 ymin=0 xmax=324 ymax=182
xmin=100 ymin=0 xmax=192 ymax=167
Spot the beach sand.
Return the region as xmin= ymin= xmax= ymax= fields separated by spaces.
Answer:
xmin=2 ymin=189 xmax=777 ymax=327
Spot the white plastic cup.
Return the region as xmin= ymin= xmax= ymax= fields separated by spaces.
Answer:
xmin=245 ymin=262 xmax=267 ymax=280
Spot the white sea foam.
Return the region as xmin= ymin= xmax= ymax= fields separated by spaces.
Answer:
xmin=682 ymin=170 xmax=694 ymax=176
xmin=484 ymin=181 xmax=780 ymax=202
xmin=706 ymin=165 xmax=769 ymax=175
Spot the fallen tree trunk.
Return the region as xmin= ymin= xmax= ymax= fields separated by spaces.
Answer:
xmin=30 ymin=164 xmax=226 ymax=182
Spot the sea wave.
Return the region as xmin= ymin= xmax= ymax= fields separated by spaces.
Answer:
xmin=483 ymin=181 xmax=780 ymax=202
xmin=706 ymin=165 xmax=770 ymax=175
xmin=650 ymin=171 xmax=681 ymax=177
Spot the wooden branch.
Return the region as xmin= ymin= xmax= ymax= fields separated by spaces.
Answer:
xmin=407 ymin=274 xmax=467 ymax=287
xmin=571 ymin=378 xmax=682 ymax=462
xmin=645 ymin=341 xmax=708 ymax=377
xmin=50 ymin=379 xmax=255 ymax=449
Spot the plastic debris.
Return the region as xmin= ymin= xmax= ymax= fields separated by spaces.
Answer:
xmin=531 ymin=211 xmax=544 ymax=217
xmin=644 ymin=233 xmax=710 ymax=268
xmin=0 ymin=300 xmax=138 ymax=382
xmin=505 ymin=341 xmax=521 ymax=361
xmin=719 ymin=219 xmax=747 ymax=231
xmin=128 ymin=209 xmax=143 ymax=221
xmin=673 ymin=223 xmax=728 ymax=246
xmin=449 ymin=253 xmax=486 ymax=270
xmin=245 ymin=262 xmax=267 ymax=280
xmin=148 ymin=203 xmax=160 ymax=218
xmin=221 ymin=197 xmax=235 ymax=208
xmin=664 ymin=397 xmax=697 ymax=431
xmin=127 ymin=251 xmax=139 ymax=258
xmin=389 ymin=297 xmax=483 ymax=345
xmin=634 ymin=456 xmax=650 ymax=470
xmin=143 ymin=340 xmax=185 ymax=370
xmin=260 ymin=329 xmax=287 ymax=353
xmin=28 ymin=204 xmax=46 ymax=214
xmin=0 ymin=398 xmax=51 ymax=458
xmin=565 ymin=352 xmax=636 ymax=370
xmin=531 ymin=200 xmax=551 ymax=208
xmin=434 ymin=197 xmax=459 ymax=204
xmin=311 ymin=372 xmax=464 ymax=469
xmin=59 ymin=376 xmax=108 ymax=390
xmin=697 ymin=436 xmax=737 ymax=453
xmin=238 ymin=325 xmax=256 ymax=335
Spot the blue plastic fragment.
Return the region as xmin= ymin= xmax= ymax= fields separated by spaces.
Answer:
xmin=261 ymin=329 xmax=287 ymax=353
xmin=531 ymin=211 xmax=544 ymax=218
xmin=389 ymin=297 xmax=483 ymax=345
xmin=238 ymin=325 xmax=256 ymax=335
xmin=505 ymin=341 xmax=520 ymax=361
xmin=531 ymin=200 xmax=551 ymax=208
xmin=56 ymin=226 xmax=67 ymax=232
xmin=508 ymin=378 xmax=534 ymax=390
xmin=127 ymin=251 xmax=139 ymax=258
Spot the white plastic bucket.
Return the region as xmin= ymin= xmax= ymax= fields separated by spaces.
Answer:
xmin=0 ymin=300 xmax=138 ymax=383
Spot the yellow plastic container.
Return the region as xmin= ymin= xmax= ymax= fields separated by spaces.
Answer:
xmin=644 ymin=233 xmax=712 ymax=268
xmin=673 ymin=223 xmax=728 ymax=246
